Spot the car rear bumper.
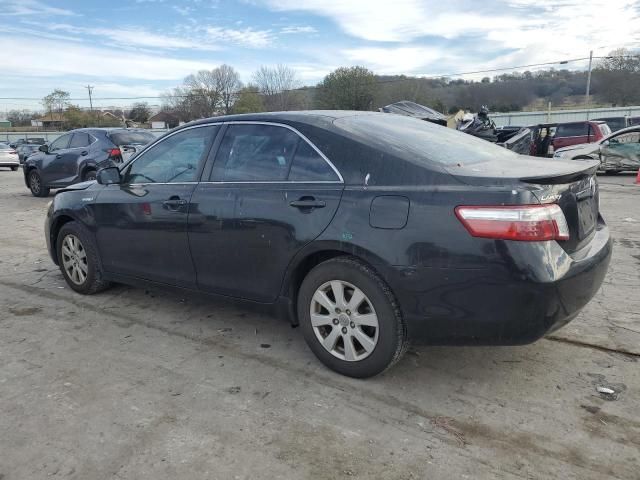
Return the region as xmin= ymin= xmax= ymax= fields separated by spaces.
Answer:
xmin=388 ymin=219 xmax=612 ymax=345
xmin=0 ymin=160 xmax=19 ymax=167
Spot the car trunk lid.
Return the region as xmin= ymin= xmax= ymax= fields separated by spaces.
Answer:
xmin=447 ymin=157 xmax=600 ymax=253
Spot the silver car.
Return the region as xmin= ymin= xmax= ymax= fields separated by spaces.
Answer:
xmin=554 ymin=126 xmax=640 ymax=174
xmin=0 ymin=142 xmax=20 ymax=171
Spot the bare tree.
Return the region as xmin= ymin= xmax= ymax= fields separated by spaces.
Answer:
xmin=42 ymin=89 xmax=70 ymax=118
xmin=252 ymin=64 xmax=302 ymax=111
xmin=215 ymin=64 xmax=242 ymax=114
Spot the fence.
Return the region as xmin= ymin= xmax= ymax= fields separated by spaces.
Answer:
xmin=492 ymin=105 xmax=640 ymax=127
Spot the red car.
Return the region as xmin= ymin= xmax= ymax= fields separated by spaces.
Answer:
xmin=553 ymin=121 xmax=611 ymax=151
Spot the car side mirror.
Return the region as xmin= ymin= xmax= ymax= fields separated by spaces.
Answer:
xmin=39 ymin=144 xmax=49 ymax=153
xmin=97 ymin=166 xmax=122 ymax=185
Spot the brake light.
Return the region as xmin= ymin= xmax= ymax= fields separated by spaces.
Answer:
xmin=455 ymin=204 xmax=570 ymax=241
xmin=107 ymin=148 xmax=121 ymax=158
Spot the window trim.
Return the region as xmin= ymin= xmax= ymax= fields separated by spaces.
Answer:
xmin=205 ymin=121 xmax=344 ymax=184
xmin=121 ymin=123 xmax=222 ymax=186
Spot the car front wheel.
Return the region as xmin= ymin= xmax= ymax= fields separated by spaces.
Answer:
xmin=57 ymin=221 xmax=111 ymax=294
xmin=28 ymin=170 xmax=50 ymax=197
xmin=298 ymin=256 xmax=408 ymax=378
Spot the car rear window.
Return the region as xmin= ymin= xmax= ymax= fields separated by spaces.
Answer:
xmin=556 ymin=123 xmax=589 ymax=137
xmin=598 ymin=124 xmax=612 ymax=136
xmin=109 ymin=131 xmax=155 ymax=145
xmin=333 ymin=113 xmax=519 ymax=166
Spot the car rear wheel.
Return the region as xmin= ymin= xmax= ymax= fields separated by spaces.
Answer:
xmin=297 ymin=256 xmax=408 ymax=378
xmin=11 ymin=166 xmax=18 ymax=171
xmin=57 ymin=221 xmax=111 ymax=294
xmin=28 ymin=170 xmax=50 ymax=197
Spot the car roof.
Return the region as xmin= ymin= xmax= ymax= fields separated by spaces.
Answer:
xmin=186 ymin=110 xmax=378 ymax=129
xmin=603 ymin=125 xmax=640 ymax=140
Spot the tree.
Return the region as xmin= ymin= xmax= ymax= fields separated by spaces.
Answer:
xmin=6 ymin=110 xmax=35 ymax=127
xmin=232 ymin=85 xmax=265 ymax=114
xmin=161 ymin=65 xmax=243 ymax=120
xmin=252 ymin=64 xmax=302 ymax=111
xmin=42 ymin=89 xmax=70 ymax=117
xmin=593 ymin=49 xmax=640 ymax=106
xmin=315 ymin=66 xmax=377 ymax=110
xmin=129 ymin=102 xmax=151 ymax=123
xmin=215 ymin=64 xmax=242 ymax=114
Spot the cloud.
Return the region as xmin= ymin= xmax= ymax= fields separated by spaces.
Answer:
xmin=0 ymin=35 xmax=215 ymax=81
xmin=0 ymin=0 xmax=76 ymax=16
xmin=45 ymin=23 xmax=221 ymax=51
xmin=342 ymin=46 xmax=446 ymax=74
xmin=205 ymin=26 xmax=274 ymax=48
xmin=265 ymin=0 xmax=640 ymax=77
xmin=280 ymin=26 xmax=317 ymax=34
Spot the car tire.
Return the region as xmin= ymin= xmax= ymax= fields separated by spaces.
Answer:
xmin=11 ymin=166 xmax=18 ymax=171
xmin=56 ymin=221 xmax=111 ymax=295
xmin=28 ymin=170 xmax=50 ymax=197
xmin=83 ymin=169 xmax=97 ymax=182
xmin=297 ymin=256 xmax=408 ymax=378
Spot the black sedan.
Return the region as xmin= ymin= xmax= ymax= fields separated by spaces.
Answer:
xmin=44 ymin=111 xmax=612 ymax=377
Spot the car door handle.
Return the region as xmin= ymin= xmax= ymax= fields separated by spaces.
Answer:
xmin=289 ymin=198 xmax=326 ymax=210
xmin=163 ymin=198 xmax=187 ymax=209
xmin=55 ymin=154 xmax=62 ymax=159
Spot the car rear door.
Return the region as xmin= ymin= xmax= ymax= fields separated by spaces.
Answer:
xmin=188 ymin=122 xmax=344 ymax=302
xmin=92 ymin=124 xmax=219 ymax=287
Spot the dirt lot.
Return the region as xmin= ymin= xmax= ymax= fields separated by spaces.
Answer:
xmin=1 ymin=170 xmax=639 ymax=479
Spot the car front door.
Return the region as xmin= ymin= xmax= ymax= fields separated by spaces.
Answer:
xmin=600 ymin=130 xmax=640 ymax=171
xmin=92 ymin=124 xmax=219 ymax=287
xmin=40 ymin=133 xmax=73 ymax=185
xmin=188 ymin=122 xmax=344 ymax=302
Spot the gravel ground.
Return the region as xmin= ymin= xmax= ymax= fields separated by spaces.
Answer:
xmin=1 ymin=170 xmax=638 ymax=479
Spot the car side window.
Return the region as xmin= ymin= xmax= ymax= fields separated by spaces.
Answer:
xmin=556 ymin=123 xmax=588 ymax=137
xmin=123 ymin=125 xmax=217 ymax=184
xmin=288 ymin=140 xmax=339 ymax=182
xmin=49 ymin=134 xmax=71 ymax=152
xmin=212 ymin=124 xmax=298 ymax=181
xmin=69 ymin=133 xmax=91 ymax=148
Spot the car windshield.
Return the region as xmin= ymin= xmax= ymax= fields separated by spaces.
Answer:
xmin=109 ymin=131 xmax=156 ymax=145
xmin=334 ymin=113 xmax=520 ymax=166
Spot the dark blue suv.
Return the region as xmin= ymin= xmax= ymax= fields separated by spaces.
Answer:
xmin=24 ymin=128 xmax=155 ymax=197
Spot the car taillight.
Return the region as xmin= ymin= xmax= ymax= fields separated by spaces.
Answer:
xmin=455 ymin=204 xmax=570 ymax=241
xmin=107 ymin=148 xmax=121 ymax=158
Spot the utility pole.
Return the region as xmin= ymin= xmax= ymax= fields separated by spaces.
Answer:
xmin=85 ymin=85 xmax=94 ymax=113
xmin=585 ymin=50 xmax=593 ymax=107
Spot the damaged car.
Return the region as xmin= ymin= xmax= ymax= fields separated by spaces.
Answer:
xmin=554 ymin=125 xmax=640 ymax=174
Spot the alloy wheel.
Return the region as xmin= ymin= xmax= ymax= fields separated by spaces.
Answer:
xmin=61 ymin=234 xmax=88 ymax=285
xmin=310 ymin=280 xmax=379 ymax=361
xmin=29 ymin=172 xmax=40 ymax=194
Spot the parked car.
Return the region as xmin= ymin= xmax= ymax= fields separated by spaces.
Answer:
xmin=502 ymin=124 xmax=557 ymax=157
xmin=16 ymin=143 xmax=42 ymax=163
xmin=629 ymin=116 xmax=640 ymax=126
xmin=8 ymin=137 xmax=45 ymax=149
xmin=23 ymin=128 xmax=156 ymax=197
xmin=593 ymin=117 xmax=629 ymax=133
xmin=554 ymin=125 xmax=640 ymax=173
xmin=44 ymin=111 xmax=611 ymax=378
xmin=0 ymin=142 xmax=20 ymax=171
xmin=552 ymin=121 xmax=611 ymax=151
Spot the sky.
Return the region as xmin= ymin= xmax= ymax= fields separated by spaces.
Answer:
xmin=1 ymin=0 xmax=640 ymax=112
